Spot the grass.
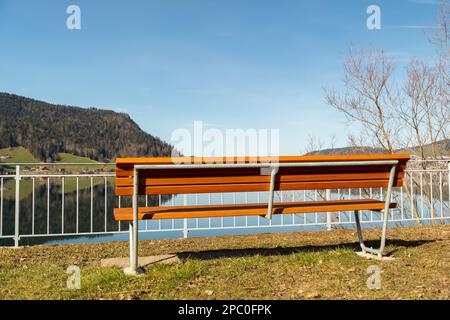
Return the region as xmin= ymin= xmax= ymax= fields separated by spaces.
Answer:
xmin=0 ymin=148 xmax=98 ymax=166
xmin=56 ymin=153 xmax=113 ymax=173
xmin=0 ymin=148 xmax=110 ymax=170
xmin=56 ymin=153 xmax=97 ymax=163
xmin=0 ymin=147 xmax=37 ymax=166
xmin=56 ymin=152 xmax=98 ymax=173
xmin=0 ymin=147 xmax=36 ymax=199
xmin=0 ymin=225 xmax=448 ymax=300
xmin=56 ymin=152 xmax=115 ymax=172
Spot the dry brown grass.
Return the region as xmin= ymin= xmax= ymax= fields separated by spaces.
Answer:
xmin=0 ymin=225 xmax=448 ymax=300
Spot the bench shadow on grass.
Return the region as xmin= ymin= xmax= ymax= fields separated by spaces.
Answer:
xmin=173 ymin=239 xmax=434 ymax=261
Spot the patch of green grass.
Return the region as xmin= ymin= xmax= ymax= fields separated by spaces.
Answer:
xmin=56 ymin=153 xmax=97 ymax=164
xmin=56 ymin=153 xmax=114 ymax=173
xmin=287 ymin=250 xmax=322 ymax=266
xmin=0 ymin=225 xmax=448 ymax=300
xmin=0 ymin=147 xmax=37 ymax=174
xmin=0 ymin=147 xmax=37 ymax=164
xmin=149 ymin=262 xmax=203 ymax=298
xmin=56 ymin=153 xmax=103 ymax=173
xmin=81 ymin=267 xmax=131 ymax=295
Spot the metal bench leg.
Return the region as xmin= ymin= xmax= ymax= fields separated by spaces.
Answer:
xmin=354 ymin=209 xmax=387 ymax=257
xmin=354 ymin=209 xmax=390 ymax=258
xmin=354 ymin=164 xmax=397 ymax=258
xmin=265 ymin=165 xmax=279 ymax=220
xmin=354 ymin=210 xmax=365 ymax=250
xmin=129 ymin=221 xmax=134 ymax=265
xmin=124 ymin=168 xmax=143 ymax=275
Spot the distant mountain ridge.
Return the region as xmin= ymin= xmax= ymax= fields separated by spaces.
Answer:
xmin=0 ymin=92 xmax=174 ymax=161
xmin=304 ymin=146 xmax=387 ymax=155
xmin=304 ymin=140 xmax=450 ymax=157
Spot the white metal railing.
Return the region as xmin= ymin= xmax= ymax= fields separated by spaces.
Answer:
xmin=0 ymin=160 xmax=448 ymax=247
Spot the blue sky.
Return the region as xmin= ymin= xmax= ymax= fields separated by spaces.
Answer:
xmin=0 ymin=0 xmax=442 ymax=154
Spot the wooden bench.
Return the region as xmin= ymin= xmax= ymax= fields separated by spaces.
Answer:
xmin=114 ymin=154 xmax=409 ymax=275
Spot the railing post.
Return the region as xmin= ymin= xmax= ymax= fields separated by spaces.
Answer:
xmin=183 ymin=194 xmax=189 ymax=238
xmin=326 ymin=189 xmax=331 ymax=231
xmin=14 ymin=165 xmax=20 ymax=247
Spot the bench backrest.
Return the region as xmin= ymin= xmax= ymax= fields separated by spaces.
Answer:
xmin=115 ymin=155 xmax=410 ymax=196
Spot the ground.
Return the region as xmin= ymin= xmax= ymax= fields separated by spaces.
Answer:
xmin=0 ymin=225 xmax=448 ymax=300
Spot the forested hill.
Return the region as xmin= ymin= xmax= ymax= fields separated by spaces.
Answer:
xmin=0 ymin=92 xmax=174 ymax=161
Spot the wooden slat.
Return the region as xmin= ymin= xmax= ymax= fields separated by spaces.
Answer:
xmin=116 ymin=171 xmax=403 ymax=187
xmin=113 ymin=199 xmax=398 ymax=220
xmin=115 ymin=163 xmax=407 ymax=178
xmin=115 ymin=154 xmax=411 ymax=165
xmin=115 ymin=179 xmax=403 ymax=196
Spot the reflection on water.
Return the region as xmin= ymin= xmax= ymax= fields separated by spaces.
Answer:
xmin=0 ymin=180 xmax=165 ymax=246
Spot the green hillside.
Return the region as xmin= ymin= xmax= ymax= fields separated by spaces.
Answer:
xmin=0 ymin=92 xmax=174 ymax=161
xmin=0 ymin=147 xmax=37 ymax=163
xmin=56 ymin=152 xmax=98 ymax=163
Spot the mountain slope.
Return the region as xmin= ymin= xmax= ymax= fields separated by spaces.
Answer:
xmin=304 ymin=140 xmax=449 ymax=157
xmin=0 ymin=92 xmax=173 ymax=161
xmin=304 ymin=146 xmax=387 ymax=155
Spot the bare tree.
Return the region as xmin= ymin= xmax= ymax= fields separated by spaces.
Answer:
xmin=346 ymin=132 xmax=385 ymax=154
xmin=328 ymin=134 xmax=337 ymax=153
xmin=304 ymin=134 xmax=324 ymax=154
xmin=429 ymin=0 xmax=449 ymax=146
xmin=303 ymin=133 xmax=340 ymax=155
xmin=427 ymin=0 xmax=449 ymax=52
xmin=324 ymin=4 xmax=450 ymax=224
xmin=400 ymin=59 xmax=448 ymax=159
xmin=325 ymin=48 xmax=402 ymax=153
xmin=326 ymin=1 xmax=448 ymax=159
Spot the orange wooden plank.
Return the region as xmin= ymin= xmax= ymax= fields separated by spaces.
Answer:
xmin=113 ymin=199 xmax=398 ymax=220
xmin=115 ymin=171 xmax=401 ymax=187
xmin=115 ymin=154 xmax=410 ymax=165
xmin=115 ymin=179 xmax=403 ymax=196
xmin=115 ymin=163 xmax=407 ymax=178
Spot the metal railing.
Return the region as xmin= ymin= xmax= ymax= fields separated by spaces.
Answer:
xmin=0 ymin=160 xmax=449 ymax=247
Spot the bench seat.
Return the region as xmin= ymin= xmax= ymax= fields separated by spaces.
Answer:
xmin=114 ymin=198 xmax=397 ymax=221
